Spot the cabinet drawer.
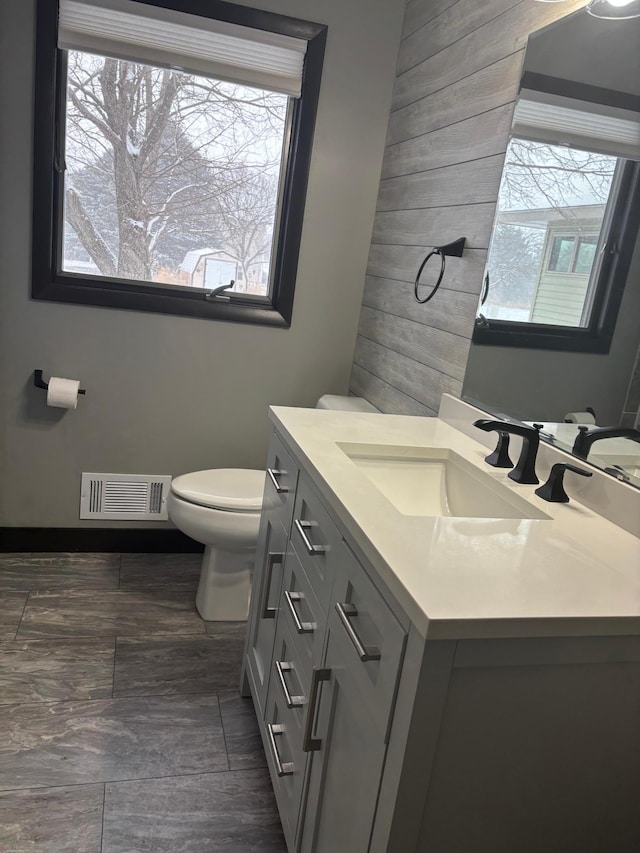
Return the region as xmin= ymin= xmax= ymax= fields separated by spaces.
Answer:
xmin=329 ymin=541 xmax=406 ymax=734
xmin=264 ymin=432 xmax=299 ymax=535
xmin=264 ymin=654 xmax=307 ymax=850
xmin=271 ymin=606 xmax=311 ymax=727
xmin=280 ymin=547 xmax=326 ymax=677
xmin=291 ymin=474 xmax=342 ymax=614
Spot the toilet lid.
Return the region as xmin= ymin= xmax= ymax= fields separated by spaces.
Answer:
xmin=171 ymin=469 xmax=266 ymax=512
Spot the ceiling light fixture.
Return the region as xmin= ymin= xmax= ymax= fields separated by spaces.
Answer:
xmin=586 ymin=0 xmax=640 ymax=18
xmin=536 ymin=0 xmax=640 ymax=15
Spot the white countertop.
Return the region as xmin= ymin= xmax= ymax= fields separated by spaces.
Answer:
xmin=270 ymin=406 xmax=640 ymax=641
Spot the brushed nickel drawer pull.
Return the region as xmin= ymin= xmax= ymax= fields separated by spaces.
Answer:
xmin=335 ymin=602 xmax=381 ymax=662
xmin=284 ymin=590 xmax=315 ymax=634
xmin=302 ymin=666 xmax=331 ymax=753
xmin=294 ymin=519 xmax=326 ymax=555
xmin=266 ymin=723 xmax=294 ymax=776
xmin=275 ymin=661 xmax=304 ymax=708
xmin=267 ymin=467 xmax=288 ymax=494
xmin=260 ymin=552 xmax=283 ymax=620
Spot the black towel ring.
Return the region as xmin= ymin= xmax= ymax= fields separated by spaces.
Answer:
xmin=413 ymin=237 xmax=466 ymax=305
xmin=414 ymin=249 xmax=446 ymax=304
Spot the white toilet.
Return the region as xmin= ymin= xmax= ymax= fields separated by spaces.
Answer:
xmin=167 ymin=395 xmax=379 ymax=621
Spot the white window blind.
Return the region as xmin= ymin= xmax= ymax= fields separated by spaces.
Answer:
xmin=513 ymin=90 xmax=640 ymax=160
xmin=58 ymin=0 xmax=308 ymax=97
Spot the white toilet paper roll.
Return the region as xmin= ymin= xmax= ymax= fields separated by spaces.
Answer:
xmin=47 ymin=377 xmax=81 ymax=409
xmin=564 ymin=411 xmax=596 ymax=425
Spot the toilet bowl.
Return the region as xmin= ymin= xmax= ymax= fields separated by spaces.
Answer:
xmin=167 ymin=469 xmax=265 ymax=621
xmin=168 ymin=395 xmax=379 ymax=621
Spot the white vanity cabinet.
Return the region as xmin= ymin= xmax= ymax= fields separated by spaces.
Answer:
xmin=243 ymin=427 xmax=408 ymax=853
xmin=243 ymin=425 xmax=640 ymax=853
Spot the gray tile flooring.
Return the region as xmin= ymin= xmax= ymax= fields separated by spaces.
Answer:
xmin=0 ymin=552 xmax=286 ymax=853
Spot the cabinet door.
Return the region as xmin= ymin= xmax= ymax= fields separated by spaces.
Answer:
xmin=299 ymin=542 xmax=406 ymax=853
xmin=299 ymin=625 xmax=388 ymax=853
xmin=244 ymin=515 xmax=287 ymax=716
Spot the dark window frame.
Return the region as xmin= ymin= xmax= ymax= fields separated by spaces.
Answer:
xmin=473 ymin=160 xmax=640 ymax=354
xmin=32 ymin=0 xmax=327 ymax=327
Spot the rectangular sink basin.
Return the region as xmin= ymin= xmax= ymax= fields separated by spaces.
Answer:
xmin=337 ymin=443 xmax=550 ymax=520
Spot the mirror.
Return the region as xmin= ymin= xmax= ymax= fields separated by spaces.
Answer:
xmin=462 ymin=6 xmax=640 ymax=488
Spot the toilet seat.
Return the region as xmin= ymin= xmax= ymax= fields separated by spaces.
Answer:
xmin=171 ymin=469 xmax=265 ymax=512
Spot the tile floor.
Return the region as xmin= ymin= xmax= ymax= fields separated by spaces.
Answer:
xmin=0 ymin=552 xmax=287 ymax=852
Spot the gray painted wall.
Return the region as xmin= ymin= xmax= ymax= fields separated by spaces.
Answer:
xmin=0 ymin=0 xmax=405 ymax=527
xmin=348 ymin=0 xmax=608 ymax=415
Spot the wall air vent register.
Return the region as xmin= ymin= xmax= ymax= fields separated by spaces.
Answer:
xmin=80 ymin=473 xmax=171 ymax=520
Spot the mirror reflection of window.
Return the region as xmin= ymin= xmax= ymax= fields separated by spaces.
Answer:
xmin=480 ymin=138 xmax=621 ymax=327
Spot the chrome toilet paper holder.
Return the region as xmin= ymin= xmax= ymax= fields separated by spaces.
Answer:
xmin=33 ymin=370 xmax=86 ymax=395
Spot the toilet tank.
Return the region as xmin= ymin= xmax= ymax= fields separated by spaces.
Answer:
xmin=316 ymin=394 xmax=379 ymax=413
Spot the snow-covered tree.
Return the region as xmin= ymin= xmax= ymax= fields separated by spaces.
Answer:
xmin=63 ymin=53 xmax=286 ymax=282
xmin=486 ymin=223 xmax=544 ymax=311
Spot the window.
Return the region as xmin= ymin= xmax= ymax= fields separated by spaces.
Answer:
xmin=547 ymin=236 xmax=576 ymax=273
xmin=32 ymin=0 xmax=327 ymax=326
xmin=571 ymin=237 xmax=598 ymax=275
xmin=474 ymin=137 xmax=640 ymax=352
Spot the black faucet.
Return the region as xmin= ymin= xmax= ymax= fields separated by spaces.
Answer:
xmin=535 ymin=463 xmax=592 ymax=503
xmin=473 ymin=419 xmax=541 ymax=484
xmin=572 ymin=426 xmax=640 ymax=460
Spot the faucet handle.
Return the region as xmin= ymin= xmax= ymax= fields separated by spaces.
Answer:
xmin=484 ymin=431 xmax=514 ymax=469
xmin=535 ymin=463 xmax=593 ymax=504
xmin=572 ymin=425 xmax=591 ymax=458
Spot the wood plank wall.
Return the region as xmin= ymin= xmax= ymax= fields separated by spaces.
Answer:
xmin=349 ymin=0 xmax=587 ymax=415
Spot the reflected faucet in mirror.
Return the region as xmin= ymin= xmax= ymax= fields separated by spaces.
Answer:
xmin=572 ymin=425 xmax=640 ymax=459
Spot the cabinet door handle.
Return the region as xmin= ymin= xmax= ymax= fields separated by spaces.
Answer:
xmin=266 ymin=723 xmax=294 ymax=776
xmin=335 ymin=602 xmax=381 ymax=662
xmin=294 ymin=519 xmax=326 ymax=556
xmin=260 ymin=552 xmax=283 ymax=620
xmin=275 ymin=660 xmax=304 ymax=708
xmin=302 ymin=667 xmax=331 ymax=753
xmin=284 ymin=590 xmax=315 ymax=634
xmin=267 ymin=467 xmax=288 ymax=494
